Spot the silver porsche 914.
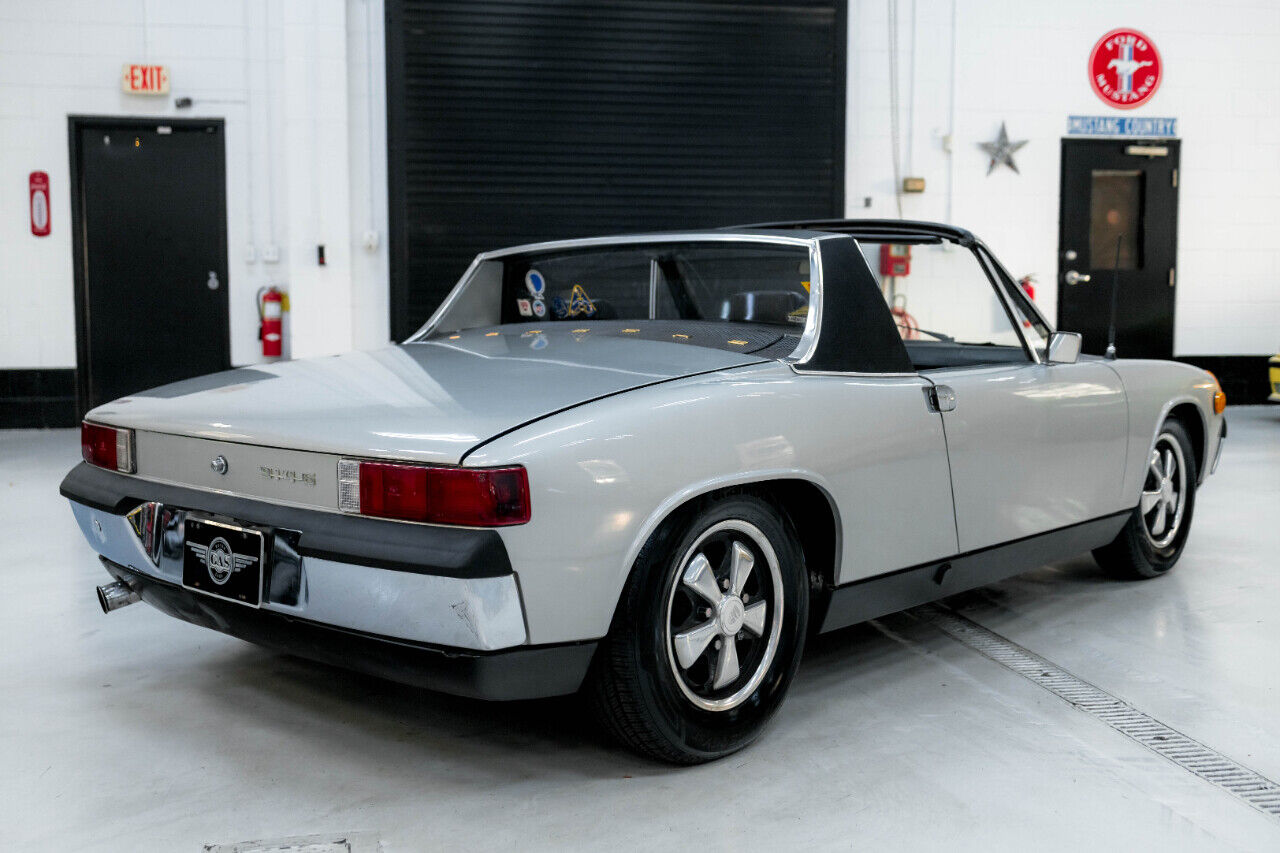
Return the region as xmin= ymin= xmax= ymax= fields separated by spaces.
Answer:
xmin=63 ymin=219 xmax=1227 ymax=763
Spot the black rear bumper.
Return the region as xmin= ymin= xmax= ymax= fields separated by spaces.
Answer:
xmin=61 ymin=462 xmax=511 ymax=578
xmin=101 ymin=560 xmax=596 ymax=701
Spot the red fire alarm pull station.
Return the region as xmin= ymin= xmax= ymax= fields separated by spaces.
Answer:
xmin=879 ymin=243 xmax=911 ymax=277
xmin=29 ymin=171 xmax=50 ymax=237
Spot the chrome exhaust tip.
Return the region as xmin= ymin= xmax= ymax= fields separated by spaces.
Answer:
xmin=97 ymin=581 xmax=140 ymax=614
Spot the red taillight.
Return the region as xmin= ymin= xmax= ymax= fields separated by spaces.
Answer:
xmin=81 ymin=422 xmax=135 ymax=473
xmin=341 ymin=460 xmax=530 ymax=526
xmin=426 ymin=466 xmax=531 ymax=526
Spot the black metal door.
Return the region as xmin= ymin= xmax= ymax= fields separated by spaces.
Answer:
xmin=385 ymin=0 xmax=847 ymax=340
xmin=1058 ymin=138 xmax=1179 ymax=359
xmin=71 ymin=119 xmax=229 ymax=411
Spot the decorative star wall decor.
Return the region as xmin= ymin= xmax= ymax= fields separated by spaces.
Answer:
xmin=979 ymin=122 xmax=1028 ymax=175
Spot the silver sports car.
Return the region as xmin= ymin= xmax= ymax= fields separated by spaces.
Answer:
xmin=63 ymin=220 xmax=1227 ymax=763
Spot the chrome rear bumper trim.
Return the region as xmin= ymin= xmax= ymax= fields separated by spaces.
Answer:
xmin=68 ymin=500 xmax=528 ymax=651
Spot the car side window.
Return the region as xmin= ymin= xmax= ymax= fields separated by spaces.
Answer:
xmin=859 ymin=241 xmax=1030 ymax=370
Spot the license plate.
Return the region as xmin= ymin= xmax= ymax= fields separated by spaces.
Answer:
xmin=182 ymin=517 xmax=265 ymax=607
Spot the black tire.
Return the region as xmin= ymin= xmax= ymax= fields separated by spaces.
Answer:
xmin=1093 ymin=418 xmax=1198 ymax=579
xmin=587 ymin=494 xmax=809 ymax=764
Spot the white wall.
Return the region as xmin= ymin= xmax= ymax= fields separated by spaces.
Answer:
xmin=848 ymin=0 xmax=1280 ymax=356
xmin=4 ymin=0 xmax=1276 ymax=371
xmin=0 ymin=0 xmax=389 ymax=370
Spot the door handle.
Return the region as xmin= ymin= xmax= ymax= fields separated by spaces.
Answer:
xmin=1065 ymin=270 xmax=1091 ymax=285
xmin=207 ymin=271 xmax=220 ymax=290
xmin=925 ymin=384 xmax=957 ymax=413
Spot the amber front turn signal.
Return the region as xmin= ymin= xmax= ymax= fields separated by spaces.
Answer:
xmin=1205 ymin=371 xmax=1227 ymax=414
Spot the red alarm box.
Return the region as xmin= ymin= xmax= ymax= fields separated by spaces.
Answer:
xmin=880 ymin=243 xmax=911 ymax=276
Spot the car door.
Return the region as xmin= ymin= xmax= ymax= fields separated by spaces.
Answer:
xmin=908 ymin=246 xmax=1128 ymax=553
xmin=930 ymin=360 xmax=1128 ymax=552
xmin=813 ymin=374 xmax=960 ymax=584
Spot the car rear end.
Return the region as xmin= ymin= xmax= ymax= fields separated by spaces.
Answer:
xmin=61 ymin=232 xmax=827 ymax=704
xmin=64 ymin=421 xmax=594 ymax=701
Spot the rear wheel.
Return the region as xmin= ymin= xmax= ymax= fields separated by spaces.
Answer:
xmin=588 ymin=495 xmax=808 ymax=764
xmin=1094 ymin=418 xmax=1198 ymax=579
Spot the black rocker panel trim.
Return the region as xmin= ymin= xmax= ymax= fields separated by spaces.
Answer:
xmin=819 ymin=511 xmax=1130 ymax=633
xmin=101 ymin=560 xmax=596 ymax=701
xmin=61 ymin=462 xmax=512 ymax=579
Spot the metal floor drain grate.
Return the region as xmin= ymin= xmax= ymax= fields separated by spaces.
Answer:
xmin=920 ymin=605 xmax=1280 ymax=820
xmin=203 ymin=833 xmax=382 ymax=853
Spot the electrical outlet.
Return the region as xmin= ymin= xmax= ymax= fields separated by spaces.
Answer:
xmin=263 ymin=244 xmax=280 ymax=263
xmin=362 ymin=230 xmax=379 ymax=251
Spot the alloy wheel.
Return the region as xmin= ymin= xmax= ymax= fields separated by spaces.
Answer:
xmin=1140 ymin=432 xmax=1187 ymax=551
xmin=664 ymin=519 xmax=784 ymax=712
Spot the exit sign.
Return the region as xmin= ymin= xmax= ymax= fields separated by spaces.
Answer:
xmin=121 ymin=64 xmax=169 ymax=95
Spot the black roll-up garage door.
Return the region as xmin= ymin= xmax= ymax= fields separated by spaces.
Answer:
xmin=385 ymin=0 xmax=846 ymax=339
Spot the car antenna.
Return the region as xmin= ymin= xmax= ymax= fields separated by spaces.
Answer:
xmin=1105 ymin=233 xmax=1122 ymax=360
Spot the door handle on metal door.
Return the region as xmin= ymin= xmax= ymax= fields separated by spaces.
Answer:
xmin=1064 ymin=270 xmax=1091 ymax=285
xmin=206 ymin=271 xmax=220 ymax=290
xmin=925 ymin=385 xmax=957 ymax=413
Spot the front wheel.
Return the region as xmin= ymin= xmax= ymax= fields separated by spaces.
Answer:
xmin=1093 ymin=418 xmax=1198 ymax=579
xmin=587 ymin=495 xmax=809 ymax=764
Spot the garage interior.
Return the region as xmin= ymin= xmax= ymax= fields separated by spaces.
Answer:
xmin=5 ymin=410 xmax=1278 ymax=848
xmin=3 ymin=0 xmax=1280 ymax=849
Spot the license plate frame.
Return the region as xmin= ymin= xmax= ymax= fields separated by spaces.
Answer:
xmin=182 ymin=516 xmax=266 ymax=608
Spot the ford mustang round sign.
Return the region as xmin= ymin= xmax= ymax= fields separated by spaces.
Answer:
xmin=1089 ymin=28 xmax=1162 ymax=109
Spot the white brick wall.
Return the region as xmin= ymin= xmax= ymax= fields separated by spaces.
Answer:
xmin=847 ymin=0 xmax=1280 ymax=356
xmin=2 ymin=0 xmax=1275 ymax=370
xmin=0 ymin=0 xmax=389 ymax=369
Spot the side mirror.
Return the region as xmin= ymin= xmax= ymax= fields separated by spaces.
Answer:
xmin=1046 ymin=331 xmax=1082 ymax=364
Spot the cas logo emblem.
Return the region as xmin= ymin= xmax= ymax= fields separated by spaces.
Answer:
xmin=187 ymin=536 xmax=257 ymax=586
xmin=1089 ymin=28 xmax=1162 ymax=109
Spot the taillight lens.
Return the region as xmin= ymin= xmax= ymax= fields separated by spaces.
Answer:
xmin=338 ymin=459 xmax=530 ymax=526
xmin=81 ymin=422 xmax=135 ymax=473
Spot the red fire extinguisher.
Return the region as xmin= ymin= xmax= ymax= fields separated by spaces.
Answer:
xmin=257 ymin=286 xmax=284 ymax=358
xmin=1018 ymin=275 xmax=1036 ymax=328
xmin=1018 ymin=274 xmax=1036 ymax=302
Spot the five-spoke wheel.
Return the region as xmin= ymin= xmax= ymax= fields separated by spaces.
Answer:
xmin=588 ymin=495 xmax=808 ymax=763
xmin=1095 ymin=418 xmax=1199 ymax=579
xmin=1140 ymin=435 xmax=1187 ymax=550
xmin=666 ymin=521 xmax=783 ymax=711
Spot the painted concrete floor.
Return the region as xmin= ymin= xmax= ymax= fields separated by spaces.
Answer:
xmin=2 ymin=407 xmax=1279 ymax=851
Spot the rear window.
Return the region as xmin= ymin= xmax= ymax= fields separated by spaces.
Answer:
xmin=497 ymin=242 xmax=812 ymax=327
